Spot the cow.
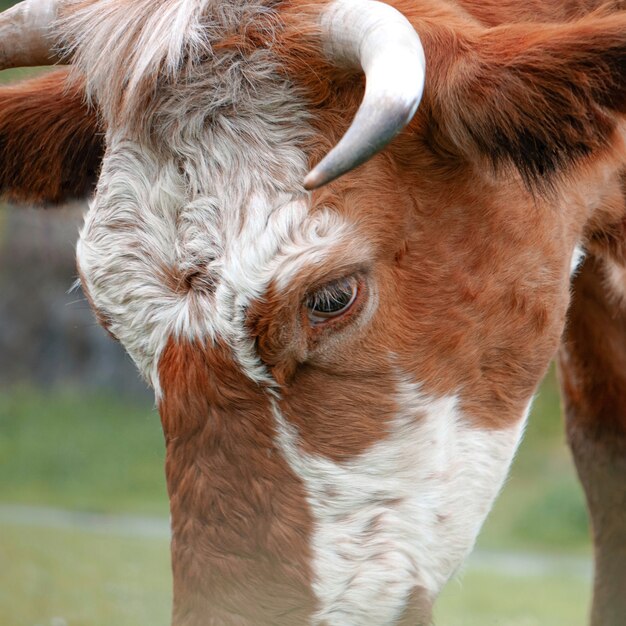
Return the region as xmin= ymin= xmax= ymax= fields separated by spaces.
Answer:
xmin=1 ymin=0 xmax=625 ymax=624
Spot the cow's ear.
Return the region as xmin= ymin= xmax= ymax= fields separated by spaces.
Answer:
xmin=0 ymin=68 xmax=104 ymax=205
xmin=427 ymin=12 xmax=626 ymax=189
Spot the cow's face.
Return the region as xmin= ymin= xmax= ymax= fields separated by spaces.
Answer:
xmin=3 ymin=0 xmax=623 ymax=623
xmin=75 ymin=99 xmax=581 ymax=625
xmin=77 ymin=137 xmax=541 ymax=624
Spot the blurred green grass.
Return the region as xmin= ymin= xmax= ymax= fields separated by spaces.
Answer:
xmin=0 ymin=523 xmax=171 ymax=626
xmin=0 ymin=67 xmax=51 ymax=84
xmin=0 ymin=522 xmax=590 ymax=626
xmin=0 ymin=366 xmax=591 ymax=551
xmin=0 ymin=388 xmax=167 ymax=516
xmin=0 ymin=368 xmax=593 ymax=624
xmin=435 ymin=568 xmax=590 ymax=626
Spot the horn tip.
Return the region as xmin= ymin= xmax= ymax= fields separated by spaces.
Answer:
xmin=303 ymin=168 xmax=327 ymax=191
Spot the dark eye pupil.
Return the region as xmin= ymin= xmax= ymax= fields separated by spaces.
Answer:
xmin=306 ymin=278 xmax=357 ymax=320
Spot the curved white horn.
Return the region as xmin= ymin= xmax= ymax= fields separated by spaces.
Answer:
xmin=303 ymin=0 xmax=426 ymax=190
xmin=0 ymin=0 xmax=62 ymax=70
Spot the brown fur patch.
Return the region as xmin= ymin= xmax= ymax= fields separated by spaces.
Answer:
xmin=158 ymin=338 xmax=315 ymax=625
xmin=0 ymin=69 xmax=103 ymax=205
xmin=271 ymin=0 xmax=626 ymax=437
xmin=558 ymin=254 xmax=626 ymax=623
xmin=456 ymin=0 xmax=626 ymax=25
xmin=559 ymin=256 xmax=626 ymax=435
xmin=566 ymin=421 xmax=626 ymax=625
xmin=396 ymin=586 xmax=433 ymax=626
xmin=422 ymin=12 xmax=626 ymax=189
xmin=278 ymin=363 xmax=400 ymax=462
xmin=583 ymin=169 xmax=626 ymax=264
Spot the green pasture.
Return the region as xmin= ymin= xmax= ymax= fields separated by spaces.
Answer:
xmin=0 ymin=368 xmax=589 ymax=549
xmin=0 ymin=522 xmax=590 ymax=626
xmin=436 ymin=568 xmax=590 ymax=626
xmin=0 ymin=523 xmax=171 ymax=626
xmin=0 ymin=369 xmax=593 ymax=624
xmin=0 ymin=390 xmax=167 ymax=516
xmin=0 ymin=66 xmax=50 ymax=84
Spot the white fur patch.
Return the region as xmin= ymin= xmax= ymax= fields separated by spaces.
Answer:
xmin=58 ymin=0 xmax=284 ymax=132
xmin=77 ymin=144 xmax=357 ymax=392
xmin=604 ymin=257 xmax=626 ymax=308
xmin=71 ymin=0 xmax=359 ymax=391
xmin=273 ymin=376 xmax=528 ymax=625
xmin=570 ymin=245 xmax=585 ymax=278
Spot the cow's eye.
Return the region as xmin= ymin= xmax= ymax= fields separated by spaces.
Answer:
xmin=306 ymin=276 xmax=358 ymax=324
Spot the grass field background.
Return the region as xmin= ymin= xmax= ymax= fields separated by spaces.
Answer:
xmin=0 ymin=368 xmax=590 ymax=548
xmin=0 ymin=370 xmax=594 ymax=626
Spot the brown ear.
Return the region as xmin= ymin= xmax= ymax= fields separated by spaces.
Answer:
xmin=0 ymin=68 xmax=104 ymax=205
xmin=427 ymin=12 xmax=626 ymax=189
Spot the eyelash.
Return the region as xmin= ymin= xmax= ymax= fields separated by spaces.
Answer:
xmin=305 ymin=276 xmax=359 ymax=323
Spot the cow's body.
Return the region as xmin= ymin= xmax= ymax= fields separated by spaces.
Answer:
xmin=1 ymin=0 xmax=625 ymax=624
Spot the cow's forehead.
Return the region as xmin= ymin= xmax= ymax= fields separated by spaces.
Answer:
xmin=77 ymin=132 xmax=366 ymax=393
xmin=69 ymin=0 xmax=336 ymax=389
xmin=63 ymin=0 xmax=307 ymax=140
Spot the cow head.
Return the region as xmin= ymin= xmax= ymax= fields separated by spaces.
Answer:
xmin=2 ymin=0 xmax=626 ymax=624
